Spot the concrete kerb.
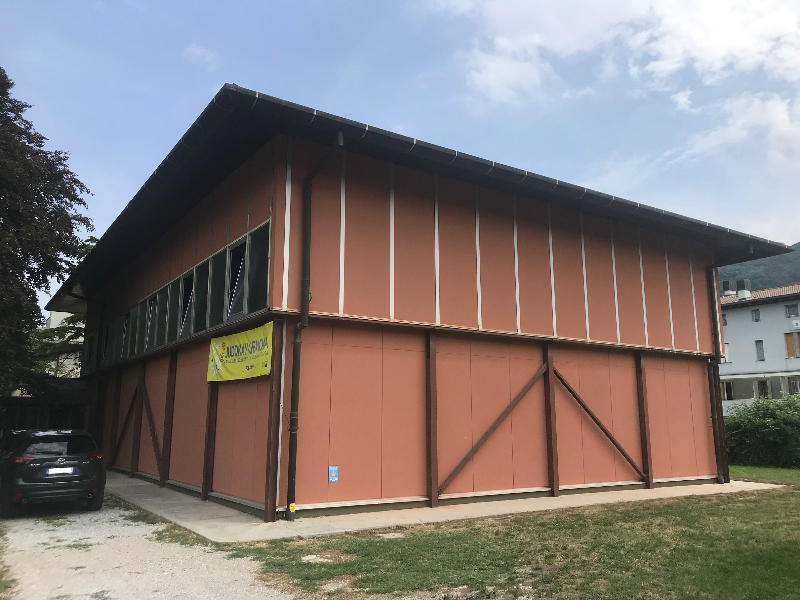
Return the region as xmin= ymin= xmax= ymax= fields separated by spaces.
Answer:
xmin=105 ymin=471 xmax=781 ymax=544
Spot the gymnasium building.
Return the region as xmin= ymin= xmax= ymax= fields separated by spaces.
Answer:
xmin=48 ymin=84 xmax=789 ymax=520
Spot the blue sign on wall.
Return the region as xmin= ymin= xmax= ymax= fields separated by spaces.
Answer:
xmin=329 ymin=466 xmax=339 ymax=483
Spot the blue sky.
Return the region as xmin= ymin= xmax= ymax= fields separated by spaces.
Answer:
xmin=3 ymin=1 xmax=799 ymax=307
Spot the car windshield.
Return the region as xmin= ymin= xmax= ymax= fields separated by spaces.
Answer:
xmin=23 ymin=435 xmax=97 ymax=456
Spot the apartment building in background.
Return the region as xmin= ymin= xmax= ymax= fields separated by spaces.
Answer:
xmin=719 ymin=282 xmax=800 ymax=414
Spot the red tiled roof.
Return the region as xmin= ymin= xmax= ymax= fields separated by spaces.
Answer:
xmin=720 ymin=283 xmax=800 ymax=305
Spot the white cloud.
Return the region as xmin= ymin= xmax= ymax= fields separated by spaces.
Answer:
xmin=673 ymin=94 xmax=800 ymax=172
xmin=183 ymin=43 xmax=221 ymax=72
xmin=597 ymin=54 xmax=619 ymax=82
xmin=431 ymin=0 xmax=800 ymax=106
xmin=671 ymin=89 xmax=696 ymax=112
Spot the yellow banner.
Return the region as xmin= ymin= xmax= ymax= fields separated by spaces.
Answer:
xmin=207 ymin=322 xmax=273 ymax=382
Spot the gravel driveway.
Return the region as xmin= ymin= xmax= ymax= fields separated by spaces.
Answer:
xmin=1 ymin=497 xmax=292 ymax=600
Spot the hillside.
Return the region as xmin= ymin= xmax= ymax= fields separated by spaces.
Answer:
xmin=718 ymin=242 xmax=800 ymax=291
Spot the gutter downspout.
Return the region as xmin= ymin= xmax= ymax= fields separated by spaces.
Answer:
xmin=285 ymin=131 xmax=344 ymax=521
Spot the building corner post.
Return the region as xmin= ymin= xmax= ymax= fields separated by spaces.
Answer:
xmin=543 ymin=342 xmax=559 ymax=496
xmin=635 ymin=351 xmax=654 ymax=488
xmin=706 ymin=265 xmax=730 ymax=483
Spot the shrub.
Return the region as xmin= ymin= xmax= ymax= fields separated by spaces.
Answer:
xmin=725 ymin=395 xmax=800 ymax=468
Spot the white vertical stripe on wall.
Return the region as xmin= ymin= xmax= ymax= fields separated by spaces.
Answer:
xmin=434 ymin=176 xmax=441 ymax=325
xmin=389 ymin=164 xmax=395 ymax=320
xmin=610 ymin=221 xmax=621 ymax=344
xmin=638 ymin=229 xmax=649 ymax=346
xmin=663 ymin=234 xmax=676 ymax=349
xmin=580 ymin=212 xmax=590 ymax=340
xmin=512 ymin=196 xmax=521 ymax=334
xmin=475 ymin=189 xmax=483 ymax=330
xmin=548 ymin=204 xmax=558 ymax=337
xmin=689 ymin=252 xmax=700 ymax=351
xmin=281 ymin=136 xmax=292 ymax=310
xmin=338 ymin=152 xmax=346 ymax=315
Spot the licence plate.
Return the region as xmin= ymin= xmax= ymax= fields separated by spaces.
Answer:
xmin=46 ymin=467 xmax=74 ymax=475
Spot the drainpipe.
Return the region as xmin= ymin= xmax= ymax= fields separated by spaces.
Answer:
xmin=285 ymin=131 xmax=344 ymax=521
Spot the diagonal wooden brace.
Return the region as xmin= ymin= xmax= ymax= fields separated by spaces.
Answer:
xmin=140 ymin=383 xmax=164 ymax=478
xmin=438 ymin=362 xmax=548 ymax=496
xmin=552 ymin=367 xmax=646 ymax=481
xmin=110 ymin=385 xmax=138 ymax=466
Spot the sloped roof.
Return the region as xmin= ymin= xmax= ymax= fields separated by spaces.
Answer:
xmin=48 ymin=84 xmax=792 ymax=313
xmin=720 ymin=284 xmax=800 ymax=306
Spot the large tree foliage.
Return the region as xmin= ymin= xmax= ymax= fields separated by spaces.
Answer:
xmin=0 ymin=66 xmax=92 ymax=395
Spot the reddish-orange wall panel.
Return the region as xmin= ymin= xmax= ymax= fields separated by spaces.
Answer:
xmin=137 ymin=355 xmax=169 ymax=478
xmin=307 ymin=146 xmax=341 ymax=315
xmin=607 ymin=353 xmax=643 ymax=481
xmin=113 ymin=365 xmax=140 ymax=470
xmin=270 ymin=136 xmax=288 ymax=310
xmin=295 ymin=331 xmax=333 ymax=505
xmin=169 ymin=342 xmax=209 ymax=488
xmin=210 ymin=184 xmax=230 ymax=254
xmin=516 ymin=198 xmax=553 ymax=337
xmin=343 ymin=152 xmax=390 ymax=318
xmin=550 ymin=207 xmax=587 ymax=340
xmin=248 ymin=141 xmax=273 ymax=230
xmin=478 ymin=189 xmax=517 ymax=333
xmin=688 ymin=360 xmax=716 ymax=475
xmin=613 ymin=223 xmax=646 ymax=346
xmin=194 ymin=195 xmax=214 ymax=264
xmin=508 ymin=341 xmax=548 ymax=489
xmin=155 ymin=237 xmax=172 ymax=289
xmin=470 ymin=346 xmax=514 ymax=491
xmin=692 ymin=245 xmax=715 ymax=354
xmin=436 ymin=336 xmax=474 ymax=494
xmin=438 ymin=178 xmax=478 ymax=329
xmin=643 ymin=356 xmax=673 ymax=478
xmin=212 ymin=377 xmax=270 ymax=504
xmin=393 ymin=165 xmax=436 ymax=324
xmin=285 ymin=140 xmax=328 ymax=312
xmin=663 ymin=358 xmax=699 ymax=477
xmin=228 ymin=161 xmax=250 ymax=242
xmin=552 ymin=349 xmax=585 ymax=485
xmin=583 ymin=216 xmax=617 ymax=344
xmin=640 ymin=232 xmax=672 ymax=349
xmin=382 ymin=342 xmax=427 ymax=498
xmin=577 ymin=353 xmax=617 ymax=484
xmin=666 ymin=236 xmax=699 ymax=352
xmin=212 ymin=381 xmax=236 ymax=496
xmin=328 ymin=343 xmax=383 ymax=502
xmin=181 ymin=211 xmax=198 ymax=273
xmin=170 ymin=222 xmax=186 ymax=279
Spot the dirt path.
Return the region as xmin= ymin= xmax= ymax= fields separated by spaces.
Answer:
xmin=1 ymin=498 xmax=291 ymax=600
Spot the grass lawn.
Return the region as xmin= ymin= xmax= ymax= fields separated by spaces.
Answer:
xmin=228 ymin=467 xmax=800 ymax=599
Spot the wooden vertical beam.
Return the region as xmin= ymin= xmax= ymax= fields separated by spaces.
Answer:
xmin=201 ymin=381 xmax=219 ymax=500
xmin=426 ymin=330 xmax=439 ymax=508
xmin=159 ymin=351 xmax=179 ymax=487
xmin=707 ymin=360 xmax=730 ymax=483
xmin=543 ymin=342 xmax=559 ymax=496
xmin=635 ymin=351 xmax=654 ymax=488
xmin=265 ymin=320 xmax=284 ymax=522
xmin=108 ymin=369 xmax=122 ymax=458
xmin=706 ymin=265 xmax=730 ymax=483
xmin=129 ymin=362 xmax=146 ymax=476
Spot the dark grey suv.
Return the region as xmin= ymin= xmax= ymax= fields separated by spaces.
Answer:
xmin=0 ymin=430 xmax=105 ymax=517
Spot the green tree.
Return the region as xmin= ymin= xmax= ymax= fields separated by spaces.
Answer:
xmin=0 ymin=66 xmax=92 ymax=395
